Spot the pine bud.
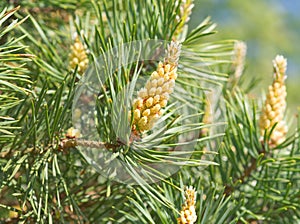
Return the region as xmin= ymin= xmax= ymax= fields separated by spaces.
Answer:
xmin=178 ymin=186 xmax=197 ymax=224
xmin=69 ymin=36 xmax=89 ymax=75
xmin=232 ymin=41 xmax=247 ymax=80
xmin=66 ymin=127 xmax=81 ymax=139
xmin=174 ymin=0 xmax=194 ymax=39
xmin=273 ymin=55 xmax=287 ymax=78
xmin=259 ymin=55 xmax=288 ymax=146
xmin=131 ymin=41 xmax=181 ymax=133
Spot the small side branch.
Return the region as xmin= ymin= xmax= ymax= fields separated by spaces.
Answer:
xmin=58 ymin=138 xmax=121 ymax=151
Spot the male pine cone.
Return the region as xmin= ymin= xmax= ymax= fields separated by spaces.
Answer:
xmin=131 ymin=41 xmax=181 ymax=133
xmin=259 ymin=55 xmax=288 ymax=146
xmin=178 ymin=186 xmax=197 ymax=224
xmin=174 ymin=0 xmax=194 ymax=39
xmin=69 ymin=36 xmax=89 ymax=75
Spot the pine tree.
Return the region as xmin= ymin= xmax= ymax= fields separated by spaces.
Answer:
xmin=0 ymin=1 xmax=299 ymax=223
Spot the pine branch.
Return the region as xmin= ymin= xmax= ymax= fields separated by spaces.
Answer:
xmin=1 ymin=1 xmax=299 ymax=223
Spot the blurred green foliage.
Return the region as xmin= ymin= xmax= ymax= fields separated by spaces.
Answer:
xmin=190 ymin=0 xmax=299 ymax=113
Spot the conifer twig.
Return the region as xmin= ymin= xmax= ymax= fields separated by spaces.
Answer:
xmin=58 ymin=128 xmax=122 ymax=151
xmin=58 ymin=138 xmax=122 ymax=151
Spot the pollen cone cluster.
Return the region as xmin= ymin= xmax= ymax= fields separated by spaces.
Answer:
xmin=174 ymin=0 xmax=194 ymax=39
xmin=178 ymin=186 xmax=197 ymax=224
xmin=69 ymin=36 xmax=89 ymax=75
xmin=131 ymin=41 xmax=181 ymax=133
xmin=259 ymin=55 xmax=288 ymax=146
